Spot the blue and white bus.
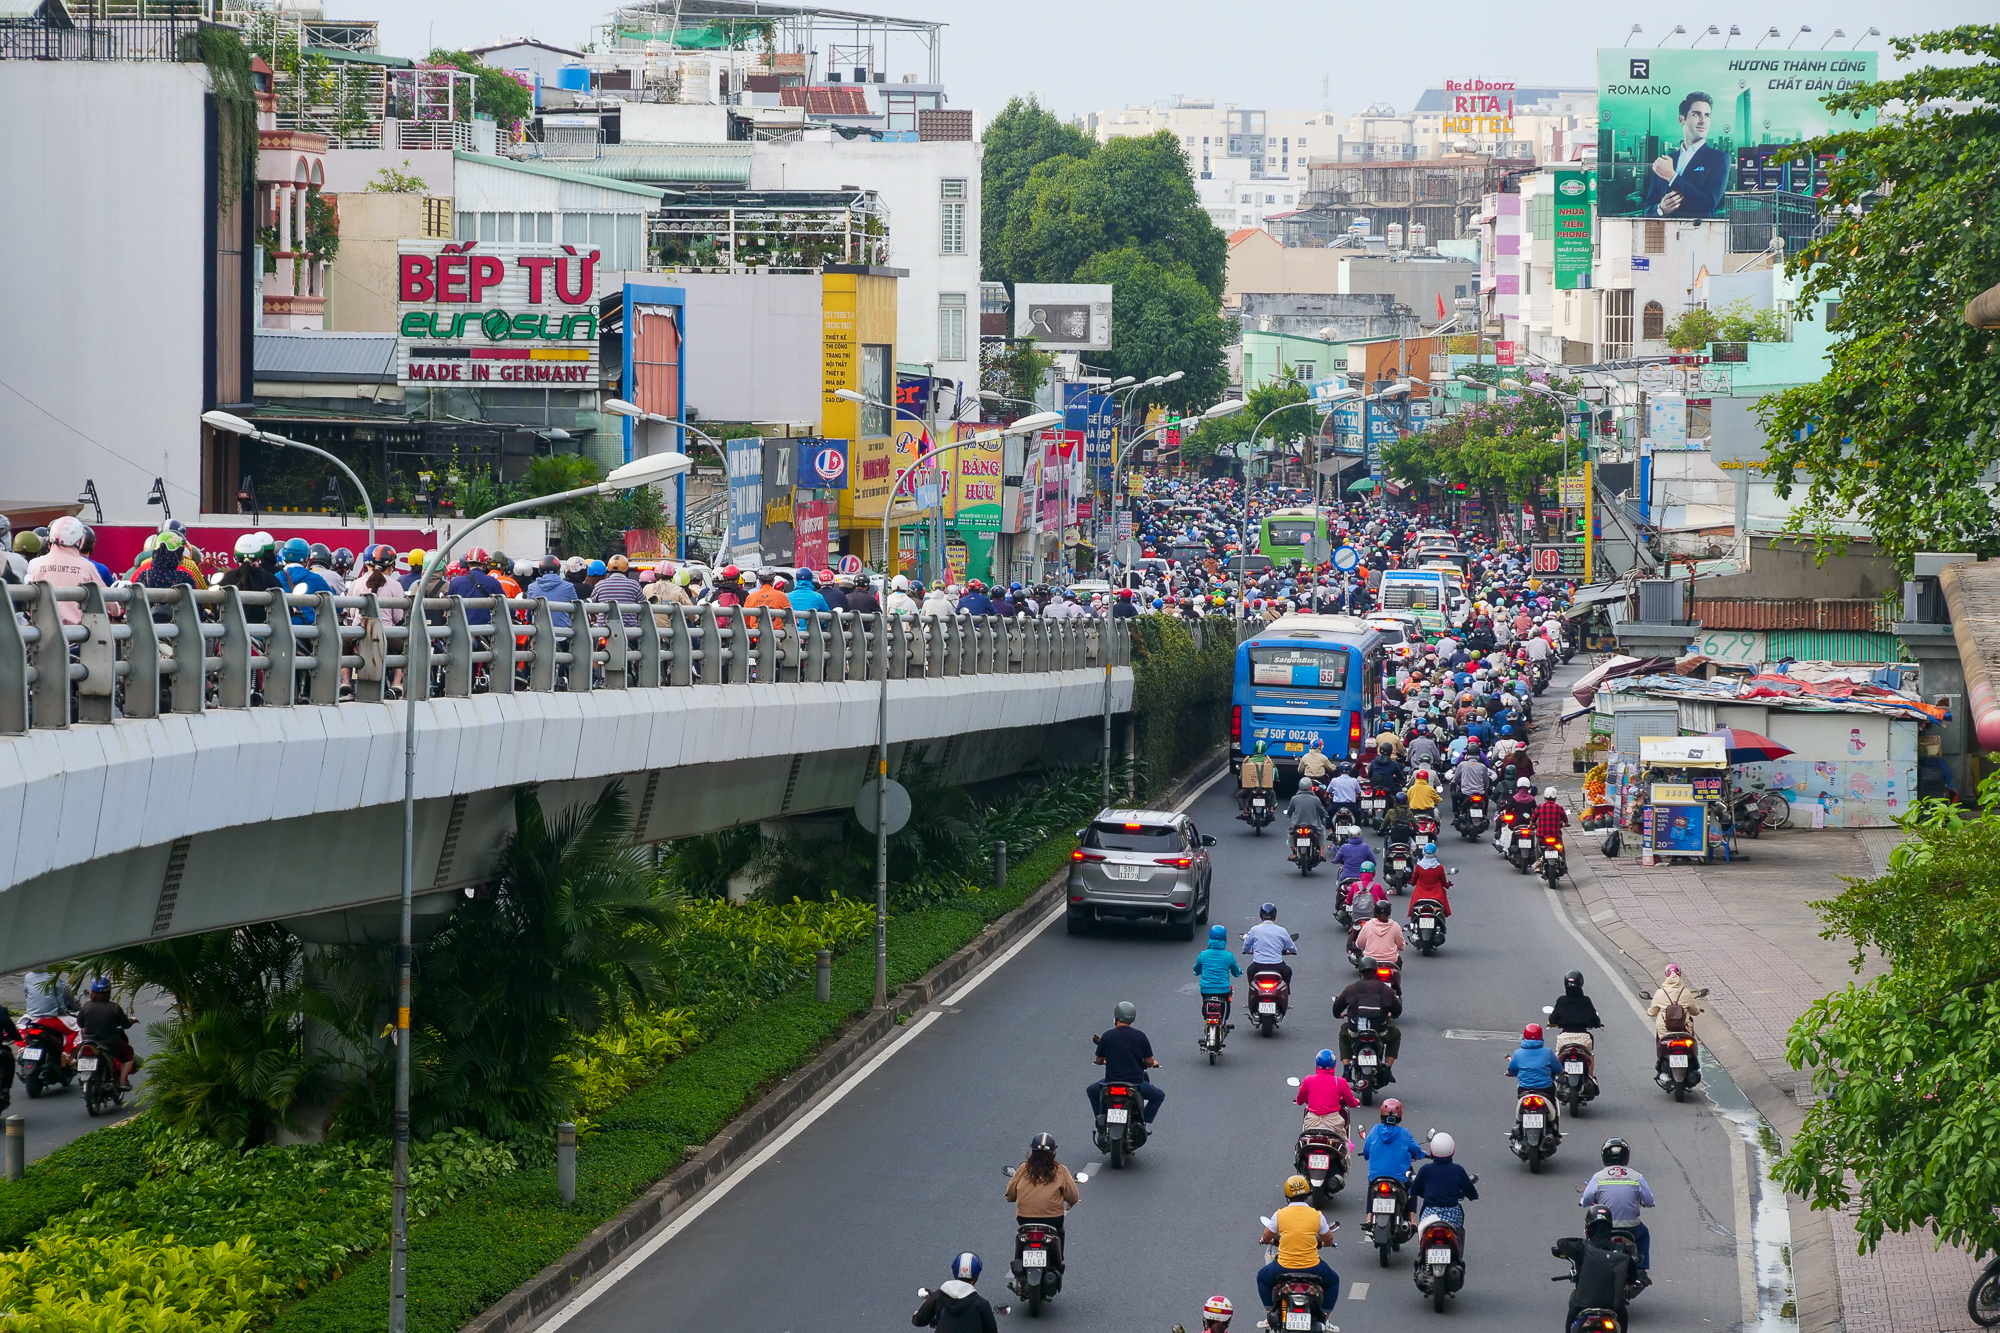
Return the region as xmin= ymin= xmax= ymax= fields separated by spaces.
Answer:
xmin=1231 ymin=614 xmax=1386 ymax=777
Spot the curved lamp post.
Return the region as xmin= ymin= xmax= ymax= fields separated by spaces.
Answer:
xmin=601 ymin=399 xmax=727 ymax=561
xmin=202 ymin=409 xmax=377 ymax=554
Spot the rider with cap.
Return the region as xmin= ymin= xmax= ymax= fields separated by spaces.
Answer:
xmin=1192 ymin=925 xmax=1243 ymax=1025
xmin=1088 ymin=1002 xmax=1164 ymax=1125
xmin=1242 ymin=903 xmax=1298 ymax=986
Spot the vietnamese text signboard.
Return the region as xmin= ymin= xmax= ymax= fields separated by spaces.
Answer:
xmin=1552 ymin=169 xmax=1594 ymax=290
xmin=397 ymin=242 xmax=602 ymax=386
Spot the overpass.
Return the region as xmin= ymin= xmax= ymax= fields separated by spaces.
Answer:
xmin=0 ymin=582 xmax=1132 ymax=970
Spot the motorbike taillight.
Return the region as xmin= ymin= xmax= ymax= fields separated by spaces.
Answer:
xmin=1521 ymin=1095 xmax=1548 ymax=1113
xmin=1669 ymin=1038 xmax=1694 ymax=1050
xmin=1374 ymin=1180 xmax=1396 ymax=1195
xmin=1374 ymin=967 xmax=1393 ymax=979
xmin=1104 ymin=1084 xmax=1130 ymax=1096
xmin=1256 ymin=977 xmax=1281 ymax=991
xmin=1422 ymin=1224 xmax=1455 ymax=1248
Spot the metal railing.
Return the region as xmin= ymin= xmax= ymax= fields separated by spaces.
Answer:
xmin=0 ymin=583 xmax=1128 ymax=735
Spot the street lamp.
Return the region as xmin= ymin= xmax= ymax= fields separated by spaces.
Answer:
xmin=1690 ymin=24 xmax=1720 ymax=47
xmin=868 ymin=411 xmax=1062 ymax=1008
xmin=1722 ymin=24 xmax=1742 ymax=47
xmin=1623 ymin=23 xmax=1642 ymax=44
xmin=1786 ymin=25 xmax=1812 ymax=48
xmin=204 ymin=410 xmax=377 ymax=553
xmin=601 ymin=399 xmax=725 ymax=562
xmin=1235 ymin=398 xmax=1324 ymax=625
xmin=1851 ymin=27 xmax=1879 ymax=48
xmin=385 ymin=445 xmax=690 ymax=1333
xmin=1820 ymin=28 xmax=1846 ymax=49
xmin=1754 ymin=26 xmax=1782 ymax=48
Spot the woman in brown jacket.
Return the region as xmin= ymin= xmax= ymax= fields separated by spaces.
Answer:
xmin=1006 ymin=1133 xmax=1081 ymax=1235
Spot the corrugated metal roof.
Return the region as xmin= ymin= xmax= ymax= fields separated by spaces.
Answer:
xmin=1691 ymin=598 xmax=1890 ymax=632
xmin=590 ymin=142 xmax=752 ymax=184
xmin=255 ymin=331 xmax=398 ymax=384
xmin=452 ymin=151 xmax=666 ymax=200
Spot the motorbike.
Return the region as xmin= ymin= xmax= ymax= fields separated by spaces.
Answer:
xmin=1343 ymin=1017 xmax=1388 ymax=1106
xmin=1246 ymin=959 xmax=1293 ymax=1037
xmin=1498 ymin=810 xmax=1535 ymax=872
xmin=1362 ymin=784 xmax=1390 ymax=828
xmin=1454 ymin=791 xmax=1489 ymax=840
xmin=1640 ymin=987 xmax=1710 ymax=1101
xmin=15 ymin=1014 xmax=78 ymax=1099
xmin=1542 ymin=1010 xmax=1599 ymax=1116
xmin=1331 ymin=809 xmax=1364 ymax=844
xmin=1413 ymin=1204 xmax=1471 ymax=1314
xmin=1259 ymin=1218 xmax=1338 ymax=1333
xmin=75 ymin=1039 xmax=124 ymax=1118
xmin=1363 ymin=1175 xmax=1414 ymax=1267
xmin=1289 ymin=826 xmax=1323 ymax=875
xmin=1282 ymin=1086 xmax=1349 ymax=1206
xmin=1408 ymin=896 xmax=1449 ymax=956
xmin=1541 ymin=835 xmax=1568 ymax=888
xmin=1551 ymin=1231 xmax=1646 ymax=1331
xmin=1199 ymin=992 xmax=1230 ymax=1063
xmin=1509 ymin=1089 xmax=1561 ymax=1172
xmin=1089 ymin=1036 xmax=1152 ymax=1168
xmin=1383 ymin=841 xmax=1413 ymax=892
xmin=1002 ymin=1163 xmax=1087 ymax=1316
xmin=1243 ymin=789 xmax=1277 ymax=835
xmin=1412 ymin=811 xmax=1441 ymax=846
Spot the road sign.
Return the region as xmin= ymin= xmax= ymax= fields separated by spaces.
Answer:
xmin=1114 ymin=539 xmax=1142 ymax=565
xmin=1331 ymin=544 xmax=1359 ymax=571
xmin=1558 ymin=474 xmax=1586 ymax=507
xmin=1532 ymin=544 xmax=1587 ymax=578
xmin=838 ymin=554 xmax=864 ymax=575
xmin=854 ymin=778 xmax=912 ymax=835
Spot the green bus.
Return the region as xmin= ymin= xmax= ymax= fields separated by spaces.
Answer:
xmin=1258 ymin=508 xmax=1331 ymax=563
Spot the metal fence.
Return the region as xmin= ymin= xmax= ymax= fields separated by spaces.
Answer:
xmin=0 ymin=583 xmax=1127 ymax=734
xmin=0 ymin=15 xmax=206 ymax=60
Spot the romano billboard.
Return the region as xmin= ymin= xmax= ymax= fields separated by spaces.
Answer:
xmin=1596 ymin=50 xmax=1876 ymax=220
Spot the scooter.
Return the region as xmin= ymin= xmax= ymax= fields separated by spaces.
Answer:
xmin=15 ymin=1014 xmax=78 ymax=1099
xmin=1361 ymin=784 xmax=1390 ymax=828
xmin=1089 ymin=1037 xmax=1152 ymax=1169
xmin=1414 ymin=1201 xmax=1472 ymax=1314
xmin=1382 ymin=842 xmax=1414 ymax=893
xmin=1002 ymin=1163 xmax=1087 ymax=1316
xmin=1259 ymin=1219 xmax=1339 ymax=1332
xmin=1509 ymin=1089 xmax=1561 ymax=1172
xmin=1499 ymin=810 xmax=1535 ymax=872
xmin=1541 ymin=1007 xmax=1599 ymax=1116
xmin=1282 ymin=1083 xmax=1349 ymax=1206
xmin=1243 ymin=789 xmax=1277 ymax=835
xmin=1290 ymin=826 xmax=1324 ymax=875
xmin=1362 ymin=1175 xmax=1414 ymax=1267
xmin=1343 ymin=1019 xmax=1388 ymax=1106
xmin=1541 ymin=835 xmax=1568 ymax=889
xmin=1246 ymin=959 xmax=1293 ymax=1037
xmin=75 ymin=1040 xmax=124 ymax=1118
xmin=1199 ymin=993 xmax=1230 ymax=1064
xmin=1639 ymin=987 xmax=1710 ymax=1102
xmin=1454 ymin=790 xmax=1489 ymax=840
xmin=1408 ymin=897 xmax=1449 ymax=956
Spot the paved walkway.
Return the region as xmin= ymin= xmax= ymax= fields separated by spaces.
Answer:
xmin=1534 ymin=684 xmax=1984 ymax=1333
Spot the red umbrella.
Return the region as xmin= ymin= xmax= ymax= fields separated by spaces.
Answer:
xmin=1705 ymin=727 xmax=1793 ymax=763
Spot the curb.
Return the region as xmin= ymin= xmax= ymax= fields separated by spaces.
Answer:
xmin=466 ymin=855 xmax=1078 ymax=1333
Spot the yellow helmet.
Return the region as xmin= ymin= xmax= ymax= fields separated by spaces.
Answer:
xmin=1283 ymin=1174 xmax=1312 ymax=1201
xmin=408 ymin=549 xmax=426 ymax=567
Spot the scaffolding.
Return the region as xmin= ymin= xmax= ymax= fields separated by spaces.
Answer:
xmin=650 ymin=187 xmax=889 ymax=271
xmin=605 ymin=0 xmax=942 ymax=84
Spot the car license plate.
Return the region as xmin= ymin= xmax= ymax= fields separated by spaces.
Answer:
xmin=76 ymin=1057 xmax=99 ymax=1072
xmin=1669 ymin=1053 xmax=1690 ymax=1068
xmin=1426 ymin=1247 xmax=1453 ymax=1264
xmin=1357 ymin=1051 xmax=1378 ymax=1065
xmin=21 ymin=1047 xmax=41 ymax=1062
xmin=1285 ymin=1313 xmax=1312 ymax=1331
xmin=1521 ymin=1113 xmax=1545 ymax=1128
xmin=1373 ymin=1197 xmax=1396 ymax=1213
xmin=1308 ymin=1153 xmax=1331 ymax=1170
xmin=1111 ymin=864 xmax=1142 ymax=880
xmin=1105 ymin=1107 xmax=1129 ymax=1124
xmin=1022 ymin=1249 xmax=1047 ymax=1268
xmin=1564 ymin=1060 xmax=1584 ymax=1074
xmin=1259 ymin=1001 xmax=1278 ymax=1014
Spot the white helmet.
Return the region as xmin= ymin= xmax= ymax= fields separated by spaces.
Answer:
xmin=1429 ymin=1131 xmax=1456 ymax=1157
xmin=891 ymin=574 xmax=910 ymax=592
xmin=233 ymin=532 xmax=263 ymax=559
xmin=1517 ymin=777 xmax=1532 ymax=789
xmin=1543 ymin=786 xmax=1558 ymax=799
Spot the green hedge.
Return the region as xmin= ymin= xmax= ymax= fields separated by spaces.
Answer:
xmin=1128 ymin=615 xmax=1238 ymax=799
xmin=0 ymin=1116 xmax=154 ymax=1249
xmin=272 ymin=834 xmax=1074 ymax=1333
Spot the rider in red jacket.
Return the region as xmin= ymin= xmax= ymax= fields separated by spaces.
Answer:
xmin=1409 ymin=843 xmax=1453 ymax=916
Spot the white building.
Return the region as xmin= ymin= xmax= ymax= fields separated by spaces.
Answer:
xmin=1087 ymin=99 xmax=1323 ymax=231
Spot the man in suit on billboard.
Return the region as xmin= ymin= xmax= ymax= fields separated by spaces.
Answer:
xmin=1643 ymin=92 xmax=1728 ymax=219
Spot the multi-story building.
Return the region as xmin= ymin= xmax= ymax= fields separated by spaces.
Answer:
xmin=1086 ymin=98 xmax=1325 ymax=231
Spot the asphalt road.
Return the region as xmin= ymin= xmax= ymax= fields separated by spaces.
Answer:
xmin=549 ymin=670 xmax=1756 ymax=1333
xmin=1 ymin=975 xmax=168 ymax=1160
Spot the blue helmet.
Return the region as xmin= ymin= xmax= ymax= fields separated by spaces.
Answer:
xmin=89 ymin=976 xmax=111 ymax=996
xmin=1208 ymin=924 xmax=1228 ymax=942
xmin=1500 ymin=724 xmax=1515 ymax=736
xmin=587 ymin=560 xmax=608 ymax=576
xmin=280 ymin=537 xmax=311 ymax=564
xmin=1315 ymin=1048 xmax=1336 ymax=1070
xmin=950 ymin=1252 xmax=982 ymax=1283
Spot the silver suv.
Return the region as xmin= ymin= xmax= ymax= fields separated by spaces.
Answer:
xmin=1066 ymin=808 xmax=1216 ymax=939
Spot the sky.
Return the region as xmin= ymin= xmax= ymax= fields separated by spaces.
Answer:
xmin=375 ymin=0 xmax=1990 ymax=119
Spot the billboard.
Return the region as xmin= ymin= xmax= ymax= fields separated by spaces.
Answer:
xmin=725 ymin=437 xmax=762 ymax=553
xmin=1596 ymin=50 xmax=1877 ymax=220
xmin=397 ymin=242 xmax=601 ymax=387
xmin=801 ymin=438 xmax=849 ymax=489
xmin=1552 ymin=169 xmax=1594 ymax=290
xmin=1013 ymin=283 xmax=1114 ymax=351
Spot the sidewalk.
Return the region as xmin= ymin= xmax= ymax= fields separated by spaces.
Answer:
xmin=1532 ymin=700 xmax=1984 ymax=1333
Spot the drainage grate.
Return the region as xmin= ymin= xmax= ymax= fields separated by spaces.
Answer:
xmin=151 ymin=837 xmax=192 ymax=935
xmin=778 ymin=755 xmax=804 ymax=813
xmin=432 ymin=792 xmax=470 ymax=888
xmin=635 ymin=770 xmax=662 ymax=840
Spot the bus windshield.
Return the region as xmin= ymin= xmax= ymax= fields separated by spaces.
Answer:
xmin=1379 ymin=578 xmax=1442 ymax=611
xmin=1267 ymin=519 xmax=1320 ymax=547
xmin=1249 ymin=645 xmax=1351 ymax=689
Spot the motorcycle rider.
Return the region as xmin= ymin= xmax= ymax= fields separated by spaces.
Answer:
xmin=1239 ymin=740 xmax=1279 ymax=818
xmin=1332 ymin=828 xmax=1375 ymax=882
xmin=1255 ymin=1176 xmax=1341 ymax=1317
xmin=912 ymin=1252 xmax=999 ymax=1333
xmin=1552 ymin=1205 xmax=1632 ymax=1333
xmin=1406 ymin=725 xmax=1444 ymax=772
xmin=1506 ymin=1022 xmax=1562 ymax=1123
xmin=1193 ymin=925 xmax=1243 ymax=1025
xmin=1285 ymin=783 xmax=1330 ymax=863
xmin=1243 ymin=902 xmax=1298 ymax=987
xmin=1409 ymin=844 xmax=1453 ymax=917
xmin=1580 ymin=1138 xmax=1656 ymax=1280
xmin=1361 ymin=1097 xmax=1427 ymax=1188
xmin=1405 ymin=768 xmax=1442 ymax=819
xmin=1365 ymin=743 xmax=1405 ymax=800
xmin=1497 ymin=776 xmax=1539 ymax=851
xmin=77 ymin=976 xmax=136 ymax=1090
xmin=1407 ymin=1132 xmax=1479 ymax=1246
xmin=1549 ymin=970 xmax=1603 ymax=1037
xmin=1088 ymin=1001 xmax=1164 ymax=1125
xmin=1450 ymin=743 xmax=1491 ymax=818
xmin=1332 ymin=964 xmax=1403 ymax=1082
xmin=1647 ymin=964 xmax=1705 ymax=1081
xmin=21 ymin=969 xmax=76 ymax=1019
xmin=1295 ymin=1048 xmax=1360 ymax=1135
xmin=1324 ymin=763 xmax=1363 ymax=825
xmin=1298 ymin=737 xmax=1336 ymax=784
xmin=1169 ymin=1294 xmax=1237 ymax=1333
xmin=1354 ymin=898 xmax=1407 ymax=968
xmin=1006 ymin=1133 xmax=1080 ymax=1251
xmin=1533 ymin=786 xmax=1570 ymax=853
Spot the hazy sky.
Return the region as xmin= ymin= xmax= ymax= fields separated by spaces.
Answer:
xmin=376 ymin=0 xmax=1987 ymax=118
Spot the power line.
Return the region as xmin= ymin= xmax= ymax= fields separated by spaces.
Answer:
xmin=0 ymin=375 xmax=173 ymax=488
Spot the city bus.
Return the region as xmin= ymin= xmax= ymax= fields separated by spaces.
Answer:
xmin=1231 ymin=614 xmax=1386 ymax=776
xmin=1258 ymin=508 xmax=1332 ymax=564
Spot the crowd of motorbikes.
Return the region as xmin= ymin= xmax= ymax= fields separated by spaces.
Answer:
xmin=3 ymin=987 xmax=130 ymax=1121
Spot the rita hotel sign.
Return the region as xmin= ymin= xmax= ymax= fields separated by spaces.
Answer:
xmin=396 ymin=241 xmax=602 ymax=387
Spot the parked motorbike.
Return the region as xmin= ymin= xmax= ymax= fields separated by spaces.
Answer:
xmin=1200 ymin=992 xmax=1230 ymax=1064
xmin=1290 ymin=826 xmax=1323 ymax=875
xmin=75 ymin=1040 xmax=123 ymax=1118
xmin=1363 ymin=1175 xmax=1414 ymax=1267
xmin=1243 ymin=789 xmax=1277 ymax=835
xmin=1509 ymin=1089 xmax=1561 ymax=1172
xmin=1413 ymin=1204 xmax=1472 ymax=1314
xmin=1408 ymin=897 xmax=1449 ymax=956
xmin=1454 ymin=790 xmax=1489 ymax=840
xmin=1002 ymin=1163 xmax=1086 ymax=1316
xmin=1541 ymin=834 xmax=1568 ymax=888
xmin=1383 ymin=841 xmax=1414 ymax=893
xmin=1247 ymin=962 xmax=1291 ymax=1037
xmin=1343 ymin=1018 xmax=1387 ymax=1106
xmin=15 ymin=1014 xmax=78 ymax=1099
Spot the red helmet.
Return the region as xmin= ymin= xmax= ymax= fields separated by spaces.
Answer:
xmin=1118 ymin=588 xmax=1134 ymax=599
xmin=1523 ymin=1023 xmax=1544 ymax=1042
xmin=463 ymin=547 xmax=491 ymax=566
xmin=722 ymin=564 xmax=741 ymax=579
xmin=1380 ymin=1097 xmax=1404 ymax=1124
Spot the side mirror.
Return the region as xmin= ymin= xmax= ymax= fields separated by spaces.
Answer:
xmin=1287 ymin=1076 xmax=1302 ymax=1087
xmin=1696 ymin=987 xmax=1710 ymax=998
xmin=1542 ymin=1006 xmax=1554 ymax=1016
xmin=1639 ymin=991 xmax=1653 ymax=1002
xmin=1290 ymin=931 xmax=1301 ymax=941
xmin=1089 ymin=1033 xmax=1102 ymax=1044
xmin=1449 ymin=867 xmax=1459 ymax=875
xmin=1202 ymin=835 xmax=1217 ymax=847
xmin=1003 ymin=1165 xmax=1016 ymax=1178
xmin=1075 ymin=828 xmax=1087 ymax=840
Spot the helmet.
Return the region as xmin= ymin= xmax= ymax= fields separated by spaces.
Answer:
xmin=463 ymin=547 xmax=491 ymax=567
xmin=491 ymin=551 xmax=511 ymax=572
xmin=1517 ymin=777 xmax=1532 ymax=789
xmin=1259 ymin=902 xmax=1277 ymax=921
xmin=1564 ymin=969 xmax=1585 ymax=993
xmin=950 ymin=1252 xmax=982 ymax=1283
xmin=1499 ymin=724 xmax=1514 ymax=736
xmin=1283 ymin=1174 xmax=1313 ymax=1201
xmin=1360 ymin=861 xmax=1375 ymax=874
xmin=281 ymin=537 xmax=311 ymax=564
xmin=368 ymin=544 xmax=398 ymax=567
xmin=307 ymin=542 xmax=333 ymax=566
xmin=1252 ymin=740 xmax=1267 ymax=756
xmin=968 ymin=578 xmax=983 ymax=591
xmin=1372 ymin=899 xmax=1392 ymax=920
xmin=1523 ymin=1023 xmax=1544 ymax=1041
xmin=1582 ymin=1203 xmax=1615 ymax=1235
xmin=1601 ymin=1137 xmax=1632 ymax=1168
xmin=891 ymin=574 xmax=911 ymax=592
xmin=1543 ymin=786 xmax=1558 ymax=800
xmin=407 ymin=548 xmax=426 ymax=568
xmin=587 ymin=560 xmax=607 ymax=576
xmin=1422 ymin=842 xmax=1437 ymax=856
xmin=722 ymin=565 xmax=741 ymax=580
xmin=1202 ymin=1294 xmax=1235 ymax=1322
xmin=1663 ymin=963 xmax=1681 ymax=978
xmin=89 ymin=976 xmax=110 ymax=996
xmin=332 ymin=547 xmax=355 ymax=572
xmin=233 ymin=533 xmax=262 ymax=559
xmin=1380 ymin=1097 xmax=1404 ymax=1123
xmin=1315 ymin=1048 xmax=1336 ymax=1070
xmin=537 ymin=555 xmax=561 ymax=575
xmin=1029 ymin=1131 xmax=1057 ymax=1153
xmin=1209 ymin=924 xmax=1228 ymax=942
xmin=1429 ymin=1132 xmax=1456 ymax=1158
xmin=1113 ymin=1001 xmax=1137 ymax=1024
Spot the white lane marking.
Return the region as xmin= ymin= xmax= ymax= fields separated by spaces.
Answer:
xmin=1441 ymin=1029 xmax=1520 ymax=1041
xmin=1349 ymin=1281 xmax=1370 ymax=1301
xmin=938 ymin=900 xmax=1068 ymax=1007
xmin=1176 ymin=765 xmax=1231 ymax=811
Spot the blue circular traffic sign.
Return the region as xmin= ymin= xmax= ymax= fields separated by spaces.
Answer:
xmin=1332 ymin=545 xmax=1360 ymax=571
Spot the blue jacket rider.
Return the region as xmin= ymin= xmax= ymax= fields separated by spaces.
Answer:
xmin=1507 ymin=1025 xmax=1562 ymax=1090
xmin=1363 ymin=1118 xmax=1427 ymax=1182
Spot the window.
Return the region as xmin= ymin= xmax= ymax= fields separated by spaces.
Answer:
xmin=1283 ymin=194 xmax=1294 ymax=204
xmin=1240 ymin=194 xmax=1251 ymax=204
xmin=1265 ymin=194 xmax=1276 ymax=204
xmin=1643 ymin=220 xmax=1666 ymax=254
xmin=456 ymin=211 xmax=475 ymax=240
xmin=938 ymin=292 xmax=967 ymax=362
xmin=1641 ymin=301 xmax=1666 ymax=341
xmin=1229 ymin=137 xmax=1242 ymax=153
xmin=939 ymin=178 xmax=966 ymax=254
xmin=885 ymin=91 xmax=918 ymax=133
xmin=860 ymin=344 xmax=892 ymax=436
xmin=497 ymin=212 xmax=515 ymax=242
xmin=1298 ymin=137 xmax=1307 ymax=147
xmin=1604 ymin=289 xmax=1633 ymax=357
xmin=479 ymin=212 xmax=497 ymax=241
xmin=1293 ymin=360 xmax=1315 ymax=380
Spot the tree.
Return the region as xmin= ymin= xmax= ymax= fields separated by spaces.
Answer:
xmin=1380 ymin=388 xmax=1572 ymax=533
xmin=1073 ymin=247 xmax=1230 ymax=412
xmin=1664 ymin=298 xmax=1789 ymax=351
xmin=1183 ymin=378 xmax=1311 ymax=463
xmin=365 ymin=160 xmax=431 ymax=194
xmin=1759 ymin=25 xmax=2000 ymax=564
xmin=425 ymin=49 xmax=533 ymax=129
xmin=1776 ymin=770 xmax=2000 ymax=1257
xmin=980 ymin=97 xmax=1097 ymax=282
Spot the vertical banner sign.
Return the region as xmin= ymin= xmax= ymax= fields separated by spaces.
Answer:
xmin=801 ymin=438 xmax=849 ymax=490
xmin=1553 ymin=169 xmax=1595 ymax=290
xmin=725 ymin=437 xmax=763 ymax=553
xmin=1495 ymin=341 xmax=1517 ymax=366
xmin=760 ymin=438 xmax=797 ymax=562
xmin=793 ymin=499 xmax=831 ymax=572
xmin=947 ymin=423 xmax=1003 ymax=581
xmin=1063 ymin=386 xmax=1118 ymax=491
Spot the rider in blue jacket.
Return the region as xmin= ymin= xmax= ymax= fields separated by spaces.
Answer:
xmin=1361 ymin=1098 xmax=1427 ymax=1182
xmin=1506 ymin=1023 xmax=1562 ymax=1092
xmin=1192 ymin=926 xmax=1243 ymax=1022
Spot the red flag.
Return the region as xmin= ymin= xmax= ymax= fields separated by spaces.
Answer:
xmin=1436 ymin=291 xmax=1447 ymax=321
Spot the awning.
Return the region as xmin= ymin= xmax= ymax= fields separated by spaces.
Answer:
xmin=1566 ymin=582 xmax=1630 ymax=609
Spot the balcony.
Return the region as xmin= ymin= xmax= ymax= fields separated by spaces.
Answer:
xmin=0 ymin=0 xmax=210 ymax=60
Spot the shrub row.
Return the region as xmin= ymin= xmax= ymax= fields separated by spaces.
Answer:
xmin=1129 ymin=615 xmax=1237 ymax=799
xmin=0 ymin=1116 xmax=154 ymax=1249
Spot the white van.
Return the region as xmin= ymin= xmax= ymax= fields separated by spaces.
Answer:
xmin=1376 ymin=569 xmax=1453 ymax=633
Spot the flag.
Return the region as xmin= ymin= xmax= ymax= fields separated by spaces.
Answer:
xmin=1436 ymin=292 xmax=1447 ymax=321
